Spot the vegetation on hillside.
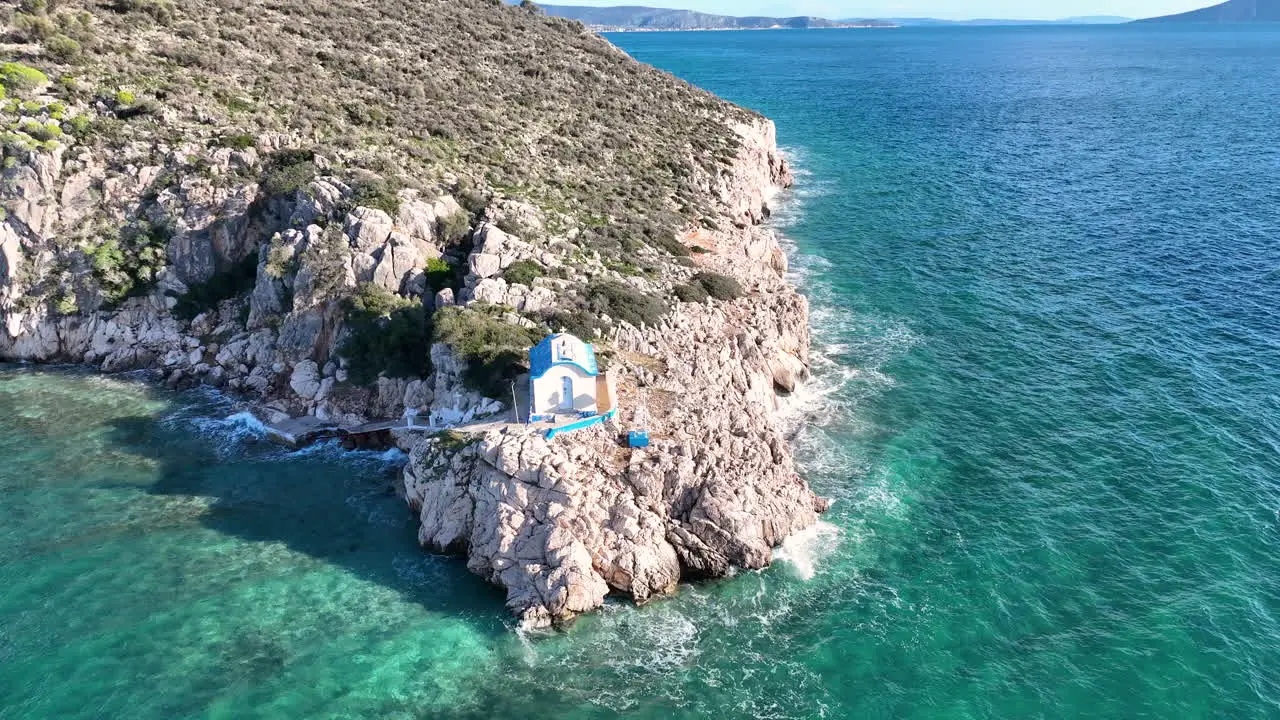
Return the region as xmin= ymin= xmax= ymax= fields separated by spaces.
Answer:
xmin=0 ymin=0 xmax=763 ymax=397
xmin=0 ymin=0 xmax=751 ymax=258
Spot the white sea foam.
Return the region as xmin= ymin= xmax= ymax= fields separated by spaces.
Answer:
xmin=774 ymin=520 xmax=842 ymax=581
xmin=222 ymin=410 xmax=269 ymax=436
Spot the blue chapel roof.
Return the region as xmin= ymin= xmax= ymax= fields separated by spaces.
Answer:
xmin=530 ymin=333 xmax=598 ymax=380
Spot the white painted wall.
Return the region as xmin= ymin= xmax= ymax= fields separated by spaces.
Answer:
xmin=531 ymin=365 xmax=598 ymax=415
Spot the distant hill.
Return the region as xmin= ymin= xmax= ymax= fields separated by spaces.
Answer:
xmin=1135 ymin=0 xmax=1280 ymax=22
xmin=873 ymin=16 xmax=1131 ymax=26
xmin=511 ymin=3 xmax=894 ymax=30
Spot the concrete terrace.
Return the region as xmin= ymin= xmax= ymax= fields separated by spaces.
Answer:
xmin=262 ymin=408 xmax=618 ymax=449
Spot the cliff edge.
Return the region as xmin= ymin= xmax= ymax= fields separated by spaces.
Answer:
xmin=403 ymin=120 xmax=828 ymax=627
xmin=0 ymin=0 xmax=827 ymax=627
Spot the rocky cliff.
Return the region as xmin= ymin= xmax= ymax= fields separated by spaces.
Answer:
xmin=401 ymin=120 xmax=829 ymax=628
xmin=0 ymin=0 xmax=826 ymax=627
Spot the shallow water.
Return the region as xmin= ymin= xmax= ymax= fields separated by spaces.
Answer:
xmin=3 ymin=24 xmax=1280 ymax=719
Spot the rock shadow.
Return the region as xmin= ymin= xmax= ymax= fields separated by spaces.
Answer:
xmin=104 ymin=414 xmax=509 ymax=636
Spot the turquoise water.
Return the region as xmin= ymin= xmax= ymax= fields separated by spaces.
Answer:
xmin=4 ymin=25 xmax=1280 ymax=718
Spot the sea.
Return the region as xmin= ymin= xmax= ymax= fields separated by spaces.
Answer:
xmin=2 ymin=24 xmax=1279 ymax=719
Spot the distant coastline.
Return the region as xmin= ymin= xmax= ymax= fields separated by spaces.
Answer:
xmin=508 ymin=1 xmax=1131 ymax=30
xmin=598 ymin=23 xmax=898 ymax=32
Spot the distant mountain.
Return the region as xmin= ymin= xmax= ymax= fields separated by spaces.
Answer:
xmin=1135 ymin=0 xmax=1280 ymax=22
xmin=872 ymin=16 xmax=1131 ymax=26
xmin=511 ymin=3 xmax=894 ymax=30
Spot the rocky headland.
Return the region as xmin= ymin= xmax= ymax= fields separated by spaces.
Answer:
xmin=0 ymin=0 xmax=827 ymax=627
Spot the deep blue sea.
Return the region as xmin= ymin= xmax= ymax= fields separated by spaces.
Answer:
xmin=3 ymin=25 xmax=1280 ymax=719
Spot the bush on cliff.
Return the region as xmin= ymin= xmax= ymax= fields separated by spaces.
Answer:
xmin=0 ymin=62 xmax=48 ymax=97
xmin=540 ymin=308 xmax=601 ymax=340
xmin=674 ymin=282 xmax=708 ymax=304
xmin=89 ymin=220 xmax=172 ymax=307
xmin=260 ymin=148 xmax=317 ymax=198
xmin=585 ymin=280 xmax=667 ymax=329
xmin=340 ymin=283 xmax=434 ymax=385
xmin=44 ymin=34 xmax=82 ymax=63
xmin=693 ymin=271 xmax=743 ymax=301
xmin=501 ymin=259 xmax=543 ymax=287
xmin=433 ymin=305 xmax=541 ymax=397
xmin=438 ymin=212 xmax=472 ymax=246
xmin=423 ymin=257 xmax=460 ymax=294
xmin=348 ymin=172 xmax=402 ymax=216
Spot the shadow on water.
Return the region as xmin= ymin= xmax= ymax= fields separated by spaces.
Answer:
xmin=104 ymin=410 xmax=511 ymax=638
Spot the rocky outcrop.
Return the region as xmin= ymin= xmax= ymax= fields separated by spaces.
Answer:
xmin=0 ymin=0 xmax=826 ymax=630
xmin=0 ymin=138 xmax=491 ymax=427
xmin=400 ymin=119 xmax=828 ymax=628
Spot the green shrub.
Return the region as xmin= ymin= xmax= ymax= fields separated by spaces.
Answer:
xmin=674 ymin=282 xmax=708 ymax=304
xmin=114 ymin=89 xmax=136 ymax=106
xmin=54 ymin=75 xmax=87 ymax=100
xmin=433 ymin=305 xmax=541 ymax=396
xmin=693 ymin=271 xmax=743 ymax=301
xmin=65 ymin=114 xmax=92 ymax=139
xmin=340 ymin=284 xmax=433 ymax=385
xmin=14 ymin=13 xmax=56 ymax=41
xmin=585 ymin=280 xmax=667 ymax=328
xmin=260 ymin=148 xmax=317 ymax=197
xmin=109 ymin=0 xmax=175 ymax=23
xmin=44 ymin=34 xmax=82 ymax=63
xmin=87 ymin=238 xmax=127 ymax=292
xmin=419 ymin=256 xmax=460 ymax=293
xmin=172 ymin=253 xmax=259 ymax=320
xmin=647 ymin=231 xmax=691 ymax=257
xmin=52 ymin=292 xmax=78 ymax=315
xmin=18 ymin=119 xmax=59 ymax=143
xmin=437 ymin=211 xmax=471 ymax=245
xmin=117 ymin=97 xmax=161 ymax=119
xmin=542 ymin=308 xmax=600 ymax=339
xmin=495 ymin=215 xmax=530 ymax=238
xmin=90 ymin=221 xmax=172 ymax=306
xmin=294 ymin=225 xmax=350 ymax=303
xmin=433 ymin=429 xmax=476 ymax=452
xmin=501 ymin=259 xmax=542 ymax=286
xmin=0 ymin=63 xmax=50 ymax=97
xmin=263 ymin=238 xmax=296 ymax=279
xmin=217 ymin=133 xmax=255 ymax=150
xmin=349 ymin=173 xmax=401 ymax=215
xmin=347 ymin=282 xmax=411 ymax=318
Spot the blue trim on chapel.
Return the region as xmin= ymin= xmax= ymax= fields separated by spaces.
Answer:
xmin=529 ymin=334 xmax=598 ymax=380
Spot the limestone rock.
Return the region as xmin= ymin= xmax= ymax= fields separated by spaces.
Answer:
xmin=399 ymin=120 xmax=826 ymax=629
xmin=345 ymin=207 xmax=394 ymax=253
xmin=435 ymin=288 xmax=455 ymax=309
xmin=289 ymin=360 xmax=322 ymax=399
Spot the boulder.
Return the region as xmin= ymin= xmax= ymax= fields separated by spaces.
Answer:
xmin=468 ymin=252 xmax=502 ymax=279
xmin=289 ymin=360 xmax=322 ymax=399
xmin=345 ymin=207 xmax=394 ymax=253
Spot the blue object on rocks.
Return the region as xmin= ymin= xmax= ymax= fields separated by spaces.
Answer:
xmin=628 ymin=431 xmax=650 ymax=448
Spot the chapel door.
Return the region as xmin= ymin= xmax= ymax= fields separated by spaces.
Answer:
xmin=560 ymin=376 xmax=575 ymax=411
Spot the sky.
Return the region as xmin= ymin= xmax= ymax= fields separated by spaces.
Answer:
xmin=549 ymin=0 xmax=1215 ymax=21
